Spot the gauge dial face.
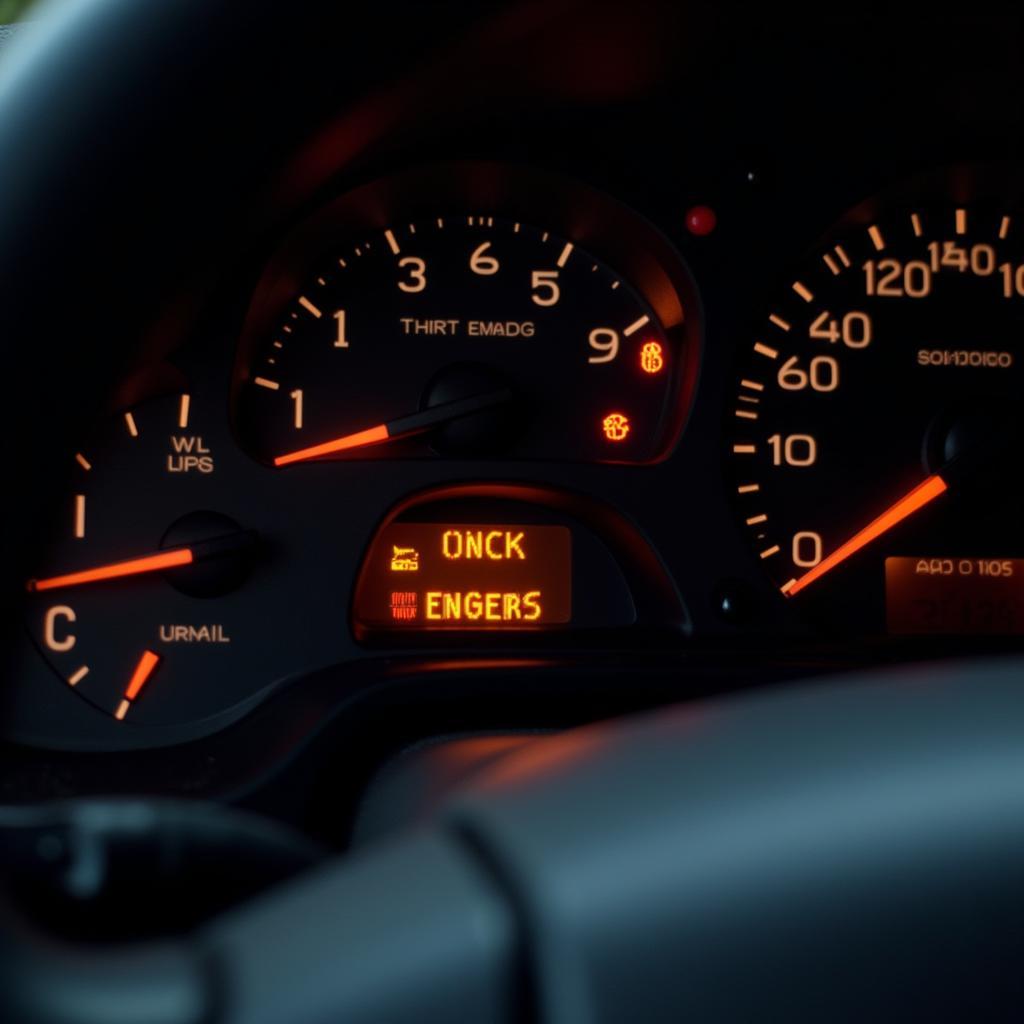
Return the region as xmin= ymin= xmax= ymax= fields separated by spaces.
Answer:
xmin=730 ymin=204 xmax=1024 ymax=635
xmin=236 ymin=217 xmax=685 ymax=465
xmin=26 ymin=395 xmax=263 ymax=725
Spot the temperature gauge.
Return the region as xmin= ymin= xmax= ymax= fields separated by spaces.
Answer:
xmin=25 ymin=394 xmax=261 ymax=725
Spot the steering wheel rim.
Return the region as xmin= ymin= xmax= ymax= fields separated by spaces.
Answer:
xmin=2 ymin=3 xmax=1023 ymax=1022
xmin=4 ymin=657 xmax=1024 ymax=1023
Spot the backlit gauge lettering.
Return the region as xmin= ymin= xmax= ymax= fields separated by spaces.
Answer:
xmin=355 ymin=522 xmax=571 ymax=629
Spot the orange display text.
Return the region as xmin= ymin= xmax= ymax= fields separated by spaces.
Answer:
xmin=356 ymin=522 xmax=571 ymax=629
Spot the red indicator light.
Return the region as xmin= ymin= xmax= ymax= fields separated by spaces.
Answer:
xmin=639 ymin=341 xmax=665 ymax=375
xmin=390 ymin=591 xmax=418 ymax=621
xmin=602 ymin=412 xmax=631 ymax=442
xmin=685 ymin=204 xmax=717 ymax=237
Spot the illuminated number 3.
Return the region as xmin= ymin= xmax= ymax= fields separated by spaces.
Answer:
xmin=398 ymin=257 xmax=427 ymax=293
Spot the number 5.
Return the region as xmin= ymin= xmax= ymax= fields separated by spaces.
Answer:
xmin=531 ymin=270 xmax=560 ymax=306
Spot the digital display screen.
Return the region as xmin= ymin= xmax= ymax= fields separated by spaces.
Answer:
xmin=886 ymin=557 xmax=1024 ymax=635
xmin=355 ymin=523 xmax=572 ymax=629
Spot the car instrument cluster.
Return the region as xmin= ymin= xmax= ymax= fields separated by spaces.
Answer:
xmin=14 ymin=160 xmax=1024 ymax=752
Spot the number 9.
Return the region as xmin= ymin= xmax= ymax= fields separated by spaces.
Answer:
xmin=588 ymin=327 xmax=619 ymax=364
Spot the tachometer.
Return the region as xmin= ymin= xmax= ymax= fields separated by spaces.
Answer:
xmin=235 ymin=211 xmax=692 ymax=465
xmin=729 ymin=188 xmax=1024 ymax=635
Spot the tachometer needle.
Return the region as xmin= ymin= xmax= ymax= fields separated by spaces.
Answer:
xmin=27 ymin=548 xmax=194 ymax=592
xmin=114 ymin=649 xmax=161 ymax=721
xmin=273 ymin=388 xmax=512 ymax=466
xmin=784 ymin=474 xmax=949 ymax=597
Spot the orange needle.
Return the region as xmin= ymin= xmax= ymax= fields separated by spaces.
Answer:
xmin=115 ymin=650 xmax=161 ymax=720
xmin=274 ymin=424 xmax=389 ymax=466
xmin=27 ymin=548 xmax=194 ymax=592
xmin=272 ymin=388 xmax=513 ymax=467
xmin=784 ymin=474 xmax=949 ymax=597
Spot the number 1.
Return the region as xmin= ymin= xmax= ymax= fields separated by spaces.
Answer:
xmin=333 ymin=309 xmax=349 ymax=348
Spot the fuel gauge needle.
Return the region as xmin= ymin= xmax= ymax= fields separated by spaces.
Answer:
xmin=784 ymin=474 xmax=949 ymax=597
xmin=114 ymin=649 xmax=161 ymax=721
xmin=273 ymin=387 xmax=513 ymax=466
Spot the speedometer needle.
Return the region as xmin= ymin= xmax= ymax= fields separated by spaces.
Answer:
xmin=784 ymin=474 xmax=948 ymax=597
xmin=273 ymin=388 xmax=513 ymax=466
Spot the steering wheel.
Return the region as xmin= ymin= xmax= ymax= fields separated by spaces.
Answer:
xmin=2 ymin=3 xmax=1023 ymax=1021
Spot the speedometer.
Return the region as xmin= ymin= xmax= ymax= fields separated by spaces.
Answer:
xmin=729 ymin=184 xmax=1024 ymax=636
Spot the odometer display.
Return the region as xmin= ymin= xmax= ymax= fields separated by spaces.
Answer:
xmin=237 ymin=216 xmax=687 ymax=465
xmin=730 ymin=198 xmax=1024 ymax=635
xmin=885 ymin=557 xmax=1024 ymax=635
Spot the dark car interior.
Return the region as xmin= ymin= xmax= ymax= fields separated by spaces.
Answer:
xmin=2 ymin=2 xmax=1024 ymax=1021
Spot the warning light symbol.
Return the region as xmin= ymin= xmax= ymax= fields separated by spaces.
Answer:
xmin=602 ymin=412 xmax=631 ymax=442
xmin=390 ymin=591 xmax=418 ymax=621
xmin=640 ymin=341 xmax=665 ymax=375
xmin=390 ymin=546 xmax=420 ymax=572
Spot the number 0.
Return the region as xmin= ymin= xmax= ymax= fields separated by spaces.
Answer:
xmin=792 ymin=531 xmax=823 ymax=567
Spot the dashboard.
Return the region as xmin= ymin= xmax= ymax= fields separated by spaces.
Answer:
xmin=2 ymin=3 xmax=1023 ymax=844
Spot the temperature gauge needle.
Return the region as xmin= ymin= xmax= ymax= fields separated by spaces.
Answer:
xmin=26 ymin=529 xmax=258 ymax=592
xmin=273 ymin=388 xmax=512 ymax=466
xmin=114 ymin=649 xmax=161 ymax=721
xmin=28 ymin=549 xmax=194 ymax=592
xmin=784 ymin=474 xmax=949 ymax=597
